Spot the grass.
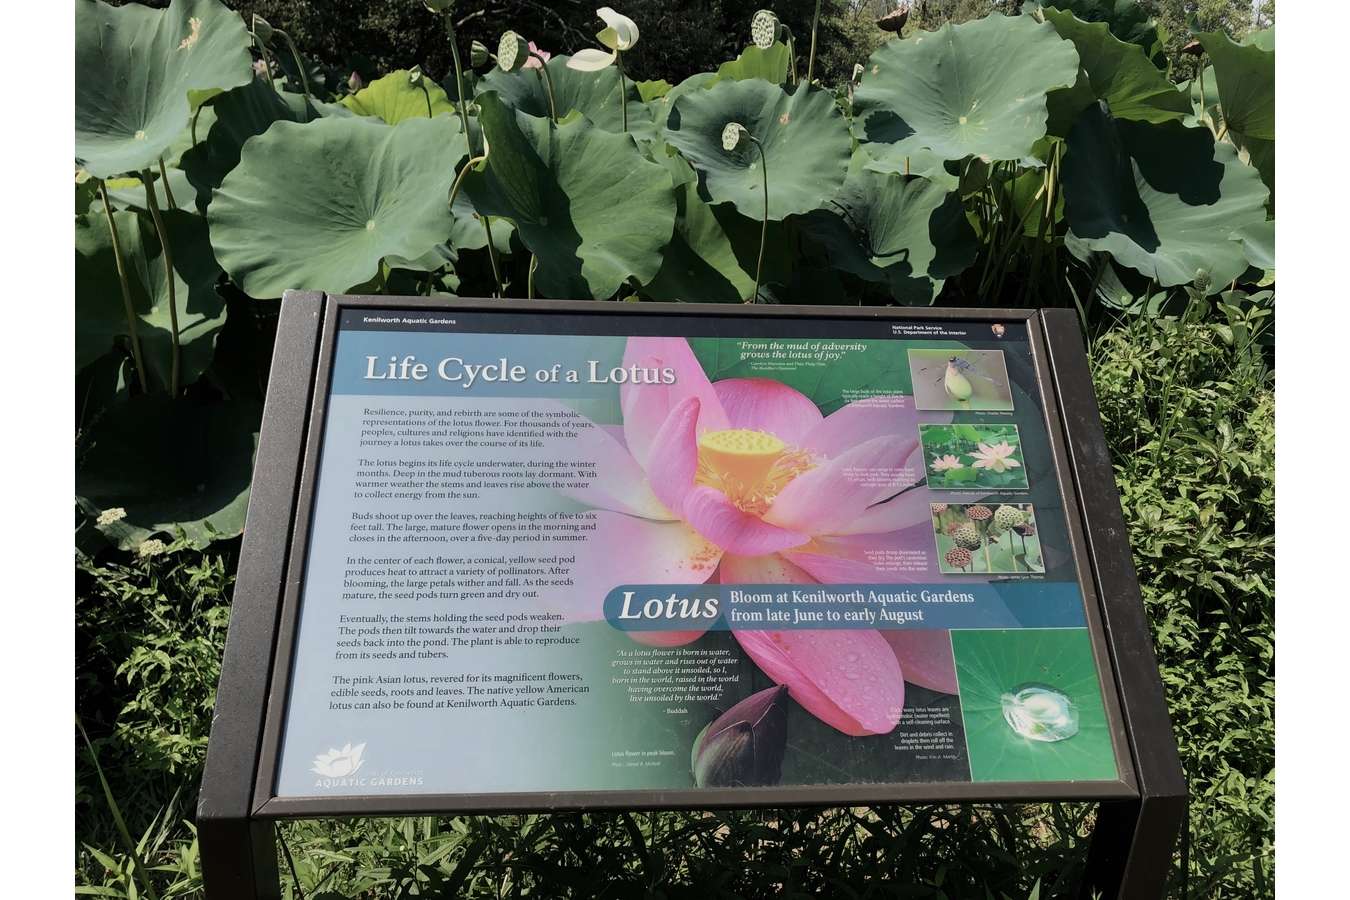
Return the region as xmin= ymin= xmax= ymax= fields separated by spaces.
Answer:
xmin=76 ymin=310 xmax=1273 ymax=899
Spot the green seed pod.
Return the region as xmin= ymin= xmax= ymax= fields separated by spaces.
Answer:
xmin=993 ymin=505 xmax=1025 ymax=531
xmin=423 ymin=0 xmax=456 ymax=13
xmin=409 ymin=65 xmax=424 ymax=86
xmin=750 ymin=9 xmax=780 ymax=50
xmin=470 ymin=40 xmax=492 ymax=68
xmin=953 ymin=523 xmax=983 ymax=551
xmin=721 ymin=122 xmax=748 ymax=152
xmin=497 ymin=31 xmax=530 ymax=72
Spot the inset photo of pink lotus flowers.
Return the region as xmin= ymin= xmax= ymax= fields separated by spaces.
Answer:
xmin=919 ymin=423 xmax=1029 ymax=491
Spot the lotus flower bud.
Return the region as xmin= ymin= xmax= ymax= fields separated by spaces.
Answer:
xmin=691 ymin=685 xmax=788 ymax=787
xmin=497 ymin=31 xmax=530 ymax=72
xmin=721 ymin=122 xmax=749 ymax=152
xmin=409 ymin=65 xmax=424 ymax=86
xmin=750 ymin=9 xmax=780 ymax=50
xmin=348 ymin=71 xmax=364 ymax=92
xmin=851 ymin=62 xmax=865 ymax=83
xmin=877 ymin=4 xmax=910 ymax=34
xmin=251 ymin=14 xmax=274 ymax=44
xmin=471 ymin=39 xmax=492 ymax=68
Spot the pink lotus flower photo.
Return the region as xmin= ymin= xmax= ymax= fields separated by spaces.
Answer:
xmin=565 ymin=337 xmax=960 ymax=737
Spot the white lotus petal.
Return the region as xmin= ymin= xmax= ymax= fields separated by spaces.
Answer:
xmin=566 ymin=47 xmax=618 ymax=71
xmin=597 ymin=6 xmax=639 ymax=50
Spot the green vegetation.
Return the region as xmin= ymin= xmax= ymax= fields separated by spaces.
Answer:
xmin=75 ymin=1 xmax=1274 ymax=895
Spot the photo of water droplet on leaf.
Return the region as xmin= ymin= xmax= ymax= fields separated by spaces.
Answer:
xmin=951 ymin=629 xmax=1117 ymax=783
xmin=908 ymin=348 xmax=1014 ymax=411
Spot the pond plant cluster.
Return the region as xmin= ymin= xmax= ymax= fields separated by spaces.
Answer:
xmin=74 ymin=1 xmax=1275 ymax=896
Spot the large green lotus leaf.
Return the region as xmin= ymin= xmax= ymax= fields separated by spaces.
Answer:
xmin=105 ymin=167 xmax=202 ymax=214
xmin=1197 ymin=29 xmax=1274 ymax=143
xmin=1042 ymin=8 xmax=1189 ymax=126
xmin=665 ymin=79 xmax=850 ymax=220
xmin=636 ymin=79 xmax=674 ymax=102
xmin=341 ymin=69 xmax=457 ymax=123
xmin=209 ymin=115 xmax=470 ymax=298
xmin=463 ymin=93 xmax=676 ymax=299
xmin=798 ymin=151 xmax=977 ymax=304
xmin=1232 ymin=219 xmax=1274 ymax=272
xmin=1031 ymin=0 xmax=1165 ymax=66
xmin=643 ymin=183 xmax=793 ymax=302
xmin=713 ymin=43 xmax=791 ymax=85
xmin=1062 ymin=104 xmax=1269 ymax=290
xmin=75 ymin=207 xmax=225 ymax=389
xmin=77 ymin=396 xmax=259 ymax=549
xmin=76 ymin=0 xmax=253 ymax=178
xmin=480 ymin=56 xmax=654 ymax=141
xmin=854 ymin=13 xmax=1079 ymax=163
xmin=1243 ymin=27 xmax=1275 ymax=51
xmin=180 ymin=77 xmax=308 ymax=213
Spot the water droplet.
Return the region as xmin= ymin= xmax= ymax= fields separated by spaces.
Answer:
xmin=1000 ymin=684 xmax=1079 ymax=742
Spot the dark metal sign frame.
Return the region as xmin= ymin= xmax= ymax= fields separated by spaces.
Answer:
xmin=199 ymin=292 xmax=1186 ymax=899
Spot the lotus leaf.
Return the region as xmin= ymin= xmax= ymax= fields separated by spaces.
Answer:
xmin=77 ymin=396 xmax=259 ymax=549
xmin=665 ymin=80 xmax=850 ymax=219
xmin=713 ymin=43 xmax=791 ymax=85
xmin=76 ymin=0 xmax=253 ymax=178
xmin=1197 ymin=27 xmax=1274 ymax=200
xmin=1042 ymin=8 xmax=1189 ymax=126
xmin=854 ymin=13 xmax=1079 ymax=163
xmin=799 ymin=151 xmax=977 ymax=304
xmin=76 ymin=207 xmax=225 ymax=389
xmin=463 ymin=93 xmax=677 ymax=299
xmin=1062 ymin=103 xmax=1268 ymax=290
xmin=1032 ymin=0 xmax=1165 ymax=66
xmin=209 ymin=116 xmax=471 ymax=298
xmin=481 ymin=56 xmax=653 ymax=139
xmin=341 ymin=69 xmax=457 ymax=123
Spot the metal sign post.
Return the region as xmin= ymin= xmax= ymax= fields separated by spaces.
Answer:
xmin=198 ymin=294 xmax=1184 ymax=899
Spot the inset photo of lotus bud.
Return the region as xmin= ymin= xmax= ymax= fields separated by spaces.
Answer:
xmin=691 ymin=684 xmax=788 ymax=788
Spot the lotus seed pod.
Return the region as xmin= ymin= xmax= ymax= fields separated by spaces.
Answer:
xmin=966 ymin=504 xmax=993 ymax=522
xmin=877 ymin=4 xmax=910 ymax=34
xmin=423 ymin=0 xmax=456 ymax=13
xmin=750 ymin=9 xmax=780 ymax=50
xmin=1014 ymin=521 xmax=1037 ymax=538
xmin=953 ymin=523 xmax=982 ymax=551
xmin=993 ymin=505 xmax=1025 ymax=530
xmin=251 ymin=14 xmax=274 ymax=44
xmin=470 ymin=40 xmax=491 ymax=68
xmin=409 ymin=65 xmax=424 ymax=86
xmin=931 ymin=502 xmax=948 ymax=515
xmin=722 ymin=122 xmax=748 ymax=152
xmin=1193 ymin=268 xmax=1212 ymax=293
xmin=498 ymin=31 xmax=530 ymax=72
xmin=944 ymin=546 xmax=973 ymax=570
xmin=851 ymin=62 xmax=865 ymax=83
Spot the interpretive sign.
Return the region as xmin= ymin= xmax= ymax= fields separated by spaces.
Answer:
xmin=200 ymin=294 xmax=1185 ymax=899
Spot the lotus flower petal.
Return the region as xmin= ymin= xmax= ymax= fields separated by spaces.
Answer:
xmin=734 ymin=629 xmax=904 ymax=735
xmin=883 ymin=630 xmax=959 ymax=695
xmin=717 ymin=551 xmax=816 ymax=585
xmin=829 ymin=489 xmax=933 ymax=536
xmin=551 ymin=403 xmax=671 ymax=520
xmin=644 ymin=397 xmax=701 ymax=517
xmin=566 ymin=47 xmax=618 ymax=71
xmin=713 ymin=377 xmax=824 ymax=444
xmin=620 ymin=338 xmax=729 ymax=469
xmin=683 ymin=486 xmax=810 ymax=556
xmin=763 ymin=434 xmax=919 ymax=534
xmin=597 ymin=6 xmax=640 ymax=50
xmin=565 ymin=511 xmax=721 ymax=621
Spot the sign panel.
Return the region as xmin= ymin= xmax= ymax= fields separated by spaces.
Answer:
xmin=267 ymin=305 xmax=1128 ymax=800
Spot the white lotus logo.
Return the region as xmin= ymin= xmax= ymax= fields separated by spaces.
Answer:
xmin=311 ymin=742 xmax=367 ymax=778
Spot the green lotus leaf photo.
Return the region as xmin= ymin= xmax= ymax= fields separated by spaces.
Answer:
xmin=341 ymin=69 xmax=458 ymax=123
xmin=75 ymin=0 xmax=254 ymax=178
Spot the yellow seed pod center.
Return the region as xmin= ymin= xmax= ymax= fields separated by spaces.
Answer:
xmin=697 ymin=428 xmax=785 ymax=490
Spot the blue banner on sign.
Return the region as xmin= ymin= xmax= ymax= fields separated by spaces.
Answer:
xmin=603 ymin=582 xmax=1087 ymax=631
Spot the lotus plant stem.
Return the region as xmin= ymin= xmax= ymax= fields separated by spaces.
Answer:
xmin=750 ymin=136 xmax=768 ymax=304
xmin=787 ymin=37 xmax=797 ymax=86
xmin=419 ymin=81 xmax=434 ymax=118
xmin=275 ymin=28 xmax=313 ymax=110
xmin=483 ymin=218 xmax=504 ymax=298
xmin=142 ymin=169 xmax=181 ymax=397
xmin=156 ymin=156 xmax=178 ymax=210
xmin=253 ymin=28 xmax=278 ymax=93
xmin=616 ymin=53 xmax=629 ymax=133
xmin=532 ymin=54 xmax=558 ymax=122
xmin=805 ymin=0 xmax=822 ymax=84
xmin=443 ymin=14 xmax=475 ymax=153
xmin=528 ymin=254 xmax=538 ymax=299
xmin=97 ymin=182 xmax=149 ymax=393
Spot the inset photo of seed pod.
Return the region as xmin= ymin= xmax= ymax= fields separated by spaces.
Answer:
xmin=931 ymin=502 xmax=1043 ymax=575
